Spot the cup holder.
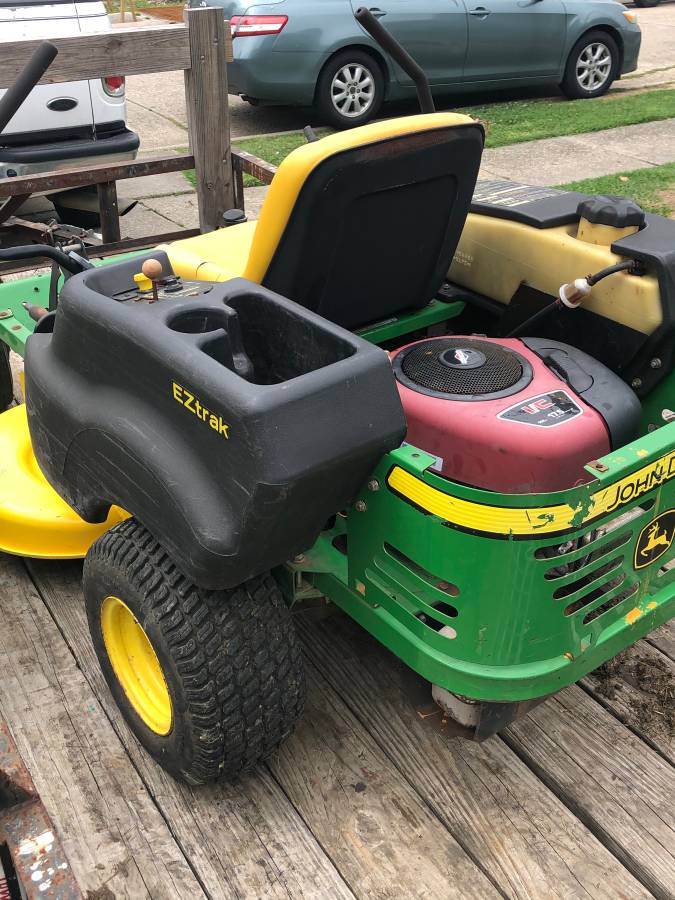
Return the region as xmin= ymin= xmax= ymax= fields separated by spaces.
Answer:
xmin=169 ymin=308 xmax=230 ymax=334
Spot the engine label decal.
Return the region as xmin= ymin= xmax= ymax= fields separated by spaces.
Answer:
xmin=498 ymin=391 xmax=582 ymax=428
xmin=634 ymin=510 xmax=675 ymax=570
xmin=387 ymin=449 xmax=675 ymax=538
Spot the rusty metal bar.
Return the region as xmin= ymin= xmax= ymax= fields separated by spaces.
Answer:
xmin=231 ymin=149 xmax=277 ymax=186
xmin=0 ymin=721 xmax=82 ymax=899
xmin=0 ymin=196 xmax=30 ymax=226
xmin=96 ymin=181 xmax=121 ymax=244
xmin=0 ymin=155 xmax=195 ymax=200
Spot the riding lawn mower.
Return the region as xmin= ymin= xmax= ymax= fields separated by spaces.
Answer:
xmin=0 ymin=12 xmax=673 ymax=785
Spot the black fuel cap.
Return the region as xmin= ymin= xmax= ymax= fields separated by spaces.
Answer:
xmin=577 ymin=195 xmax=645 ymax=228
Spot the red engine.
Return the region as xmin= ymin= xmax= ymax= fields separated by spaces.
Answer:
xmin=391 ymin=336 xmax=640 ymax=494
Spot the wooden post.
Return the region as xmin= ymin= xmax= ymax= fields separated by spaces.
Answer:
xmin=232 ymin=156 xmax=245 ymax=211
xmin=97 ymin=181 xmax=121 ymax=243
xmin=183 ymin=7 xmax=234 ymax=233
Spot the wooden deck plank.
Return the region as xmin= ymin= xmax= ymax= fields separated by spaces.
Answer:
xmin=583 ymin=640 xmax=675 ymax=764
xmin=0 ymin=555 xmax=206 ymax=900
xmin=297 ymin=613 xmax=651 ymax=900
xmin=270 ymin=660 xmax=500 ymax=900
xmin=27 ymin=559 xmax=356 ymax=900
xmin=31 ymin=560 xmax=500 ymax=900
xmin=648 ymin=619 xmax=675 ymax=663
xmin=505 ymin=684 xmax=675 ymax=900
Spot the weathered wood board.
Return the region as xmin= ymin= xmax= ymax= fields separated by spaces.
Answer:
xmin=0 ymin=556 xmax=205 ymax=899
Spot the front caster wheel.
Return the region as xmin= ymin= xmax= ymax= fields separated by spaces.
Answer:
xmin=83 ymin=519 xmax=306 ymax=785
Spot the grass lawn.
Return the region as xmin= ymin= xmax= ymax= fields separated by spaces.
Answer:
xmin=558 ymin=162 xmax=675 ymax=217
xmin=184 ymin=87 xmax=675 ymax=189
xmin=473 ymin=88 xmax=675 ymax=148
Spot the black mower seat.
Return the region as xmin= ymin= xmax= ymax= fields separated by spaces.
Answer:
xmin=164 ymin=113 xmax=485 ymax=330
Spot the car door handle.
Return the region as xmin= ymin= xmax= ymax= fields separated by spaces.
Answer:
xmin=368 ymin=7 xmax=387 ymax=17
xmin=469 ymin=6 xmax=491 ymax=17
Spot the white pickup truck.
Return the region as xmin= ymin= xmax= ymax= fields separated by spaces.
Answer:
xmin=0 ymin=0 xmax=139 ymax=183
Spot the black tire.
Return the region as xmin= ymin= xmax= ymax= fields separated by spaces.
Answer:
xmin=633 ymin=0 xmax=659 ymax=7
xmin=316 ymin=48 xmax=384 ymax=129
xmin=0 ymin=344 xmax=13 ymax=412
xmin=83 ymin=519 xmax=306 ymax=785
xmin=561 ymin=30 xmax=620 ymax=100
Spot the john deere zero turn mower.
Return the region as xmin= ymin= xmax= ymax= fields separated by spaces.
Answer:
xmin=0 ymin=13 xmax=673 ymax=784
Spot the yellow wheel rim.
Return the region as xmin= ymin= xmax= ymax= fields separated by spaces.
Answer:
xmin=100 ymin=596 xmax=173 ymax=735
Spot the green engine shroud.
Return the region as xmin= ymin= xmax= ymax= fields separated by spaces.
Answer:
xmin=298 ymin=424 xmax=675 ymax=702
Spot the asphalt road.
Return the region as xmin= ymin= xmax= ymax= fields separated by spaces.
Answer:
xmin=126 ymin=3 xmax=675 ymax=149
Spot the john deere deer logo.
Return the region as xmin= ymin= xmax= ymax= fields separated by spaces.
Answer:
xmin=634 ymin=510 xmax=675 ymax=570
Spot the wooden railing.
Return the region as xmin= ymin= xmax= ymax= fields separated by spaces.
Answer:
xmin=0 ymin=7 xmax=277 ymax=266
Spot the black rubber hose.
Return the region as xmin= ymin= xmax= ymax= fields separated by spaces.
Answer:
xmin=354 ymin=7 xmax=435 ymax=114
xmin=586 ymin=260 xmax=637 ymax=286
xmin=506 ymin=301 xmax=559 ymax=338
xmin=508 ymin=259 xmax=642 ymax=337
xmin=0 ymin=41 xmax=58 ymax=135
xmin=0 ymin=244 xmax=82 ymax=274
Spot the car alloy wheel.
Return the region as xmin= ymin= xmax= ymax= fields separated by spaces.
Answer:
xmin=575 ymin=41 xmax=612 ymax=93
xmin=330 ymin=63 xmax=376 ymax=119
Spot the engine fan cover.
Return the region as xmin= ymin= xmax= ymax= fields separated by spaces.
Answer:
xmin=391 ymin=337 xmax=613 ymax=494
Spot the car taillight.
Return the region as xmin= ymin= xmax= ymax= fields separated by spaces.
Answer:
xmin=230 ymin=15 xmax=288 ymax=37
xmin=102 ymin=75 xmax=125 ymax=97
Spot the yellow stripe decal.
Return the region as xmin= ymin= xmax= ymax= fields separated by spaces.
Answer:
xmin=388 ymin=449 xmax=675 ymax=538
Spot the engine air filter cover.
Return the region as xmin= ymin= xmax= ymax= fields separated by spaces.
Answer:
xmin=391 ymin=336 xmax=618 ymax=494
xmin=394 ymin=337 xmax=532 ymax=400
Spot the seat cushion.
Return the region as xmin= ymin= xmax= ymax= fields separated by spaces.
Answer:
xmin=163 ymin=219 xmax=258 ymax=282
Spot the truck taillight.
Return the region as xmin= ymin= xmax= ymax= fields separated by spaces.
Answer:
xmin=102 ymin=75 xmax=125 ymax=97
xmin=230 ymin=15 xmax=288 ymax=37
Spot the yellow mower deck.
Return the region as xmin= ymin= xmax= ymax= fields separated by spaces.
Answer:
xmin=0 ymin=405 xmax=126 ymax=559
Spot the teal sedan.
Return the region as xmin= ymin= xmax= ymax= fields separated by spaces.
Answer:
xmin=192 ymin=0 xmax=642 ymax=128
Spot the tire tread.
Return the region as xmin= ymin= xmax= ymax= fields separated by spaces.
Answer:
xmin=84 ymin=519 xmax=306 ymax=784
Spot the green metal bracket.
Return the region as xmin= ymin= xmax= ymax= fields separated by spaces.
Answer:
xmin=357 ymin=298 xmax=465 ymax=345
xmin=0 ymin=275 xmax=47 ymax=356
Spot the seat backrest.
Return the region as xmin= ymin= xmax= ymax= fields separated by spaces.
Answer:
xmin=243 ymin=114 xmax=484 ymax=330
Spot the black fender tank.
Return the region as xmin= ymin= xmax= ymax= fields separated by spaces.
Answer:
xmin=25 ymin=252 xmax=406 ymax=588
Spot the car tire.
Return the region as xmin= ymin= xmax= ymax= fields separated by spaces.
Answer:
xmin=0 ymin=344 xmax=13 ymax=412
xmin=633 ymin=0 xmax=659 ymax=7
xmin=84 ymin=518 xmax=306 ymax=785
xmin=316 ymin=49 xmax=384 ymax=129
xmin=561 ymin=30 xmax=620 ymax=100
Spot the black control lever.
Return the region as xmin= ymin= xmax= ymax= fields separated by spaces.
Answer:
xmin=0 ymin=244 xmax=86 ymax=274
xmin=354 ymin=7 xmax=435 ymax=114
xmin=0 ymin=41 xmax=58 ymax=135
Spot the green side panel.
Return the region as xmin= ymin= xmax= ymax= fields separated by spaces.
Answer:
xmin=302 ymin=425 xmax=675 ymax=702
xmin=357 ymin=299 xmax=464 ymax=344
xmin=640 ymin=372 xmax=675 ymax=434
xmin=0 ymin=273 xmax=46 ymax=356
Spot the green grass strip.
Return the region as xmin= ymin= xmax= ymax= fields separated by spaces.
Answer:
xmin=473 ymin=88 xmax=675 ymax=148
xmin=184 ymin=88 xmax=675 ymax=189
xmin=558 ymin=162 xmax=675 ymax=217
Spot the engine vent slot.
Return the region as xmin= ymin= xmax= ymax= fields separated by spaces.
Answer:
xmin=543 ymin=531 xmax=632 ymax=580
xmin=563 ymin=571 xmax=627 ymax=616
xmin=553 ymin=555 xmax=624 ymax=599
xmin=394 ymin=338 xmax=531 ymax=400
xmin=582 ymin=582 xmax=639 ymax=625
xmin=384 ymin=543 xmax=459 ymax=599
